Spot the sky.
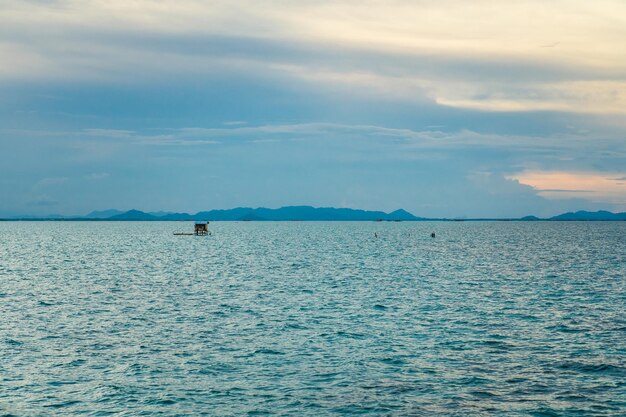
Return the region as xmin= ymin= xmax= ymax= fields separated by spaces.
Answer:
xmin=1 ymin=0 xmax=625 ymax=218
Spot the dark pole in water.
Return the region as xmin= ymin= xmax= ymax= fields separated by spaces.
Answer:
xmin=431 ymin=232 xmax=435 ymax=238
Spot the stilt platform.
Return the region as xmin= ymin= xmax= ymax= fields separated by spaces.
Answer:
xmin=174 ymin=221 xmax=211 ymax=236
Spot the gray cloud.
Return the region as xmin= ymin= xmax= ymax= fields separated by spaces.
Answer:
xmin=85 ymin=172 xmax=110 ymax=180
xmin=34 ymin=176 xmax=68 ymax=188
xmin=2 ymin=1 xmax=625 ymax=113
xmin=27 ymin=194 xmax=58 ymax=207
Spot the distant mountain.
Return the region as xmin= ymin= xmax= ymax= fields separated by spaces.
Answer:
xmin=148 ymin=211 xmax=175 ymax=217
xmin=388 ymin=209 xmax=419 ymax=220
xmin=85 ymin=209 xmax=124 ymax=219
xmin=160 ymin=212 xmax=195 ymax=221
xmin=194 ymin=207 xmax=257 ymax=221
xmin=549 ymin=210 xmax=626 ymax=221
xmin=5 ymin=207 xmax=625 ymax=221
xmin=109 ymin=209 xmax=158 ymax=220
xmin=103 ymin=206 xmax=424 ymax=221
xmin=520 ymin=215 xmax=541 ymax=221
xmin=235 ymin=206 xmax=423 ymax=221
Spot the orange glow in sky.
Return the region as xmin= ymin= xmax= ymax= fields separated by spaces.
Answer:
xmin=510 ymin=171 xmax=626 ymax=206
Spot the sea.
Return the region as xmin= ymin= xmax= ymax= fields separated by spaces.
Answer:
xmin=0 ymin=221 xmax=624 ymax=416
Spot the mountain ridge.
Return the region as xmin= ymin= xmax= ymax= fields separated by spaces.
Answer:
xmin=549 ymin=210 xmax=626 ymax=221
xmin=2 ymin=208 xmax=625 ymax=221
xmin=100 ymin=208 xmax=626 ymax=221
xmin=105 ymin=206 xmax=425 ymax=221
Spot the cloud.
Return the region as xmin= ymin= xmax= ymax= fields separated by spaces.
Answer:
xmin=27 ymin=194 xmax=58 ymax=207
xmin=2 ymin=0 xmax=625 ymax=114
xmin=2 ymin=1 xmax=626 ymax=216
xmin=85 ymin=172 xmax=110 ymax=180
xmin=434 ymin=80 xmax=626 ymax=114
xmin=35 ymin=176 xmax=68 ymax=187
xmin=3 ymin=120 xmax=624 ymax=216
xmin=82 ymin=129 xmax=134 ymax=138
xmin=509 ymin=170 xmax=626 ymax=204
xmin=7 ymin=122 xmax=626 ymax=160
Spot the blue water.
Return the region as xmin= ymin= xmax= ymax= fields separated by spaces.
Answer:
xmin=0 ymin=221 xmax=625 ymax=416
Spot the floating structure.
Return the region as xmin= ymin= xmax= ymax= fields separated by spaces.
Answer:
xmin=194 ymin=221 xmax=209 ymax=236
xmin=174 ymin=221 xmax=210 ymax=236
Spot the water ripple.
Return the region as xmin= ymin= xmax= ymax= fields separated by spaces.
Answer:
xmin=0 ymin=221 xmax=625 ymax=415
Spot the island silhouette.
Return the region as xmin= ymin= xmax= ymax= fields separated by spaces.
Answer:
xmin=2 ymin=206 xmax=625 ymax=221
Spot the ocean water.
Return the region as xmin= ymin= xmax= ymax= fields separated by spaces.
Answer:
xmin=0 ymin=221 xmax=625 ymax=416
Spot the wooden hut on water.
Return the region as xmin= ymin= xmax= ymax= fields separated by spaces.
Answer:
xmin=194 ymin=221 xmax=209 ymax=236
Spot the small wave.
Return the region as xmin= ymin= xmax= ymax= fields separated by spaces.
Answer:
xmin=554 ymin=392 xmax=590 ymax=402
xmin=253 ymin=348 xmax=285 ymax=355
xmin=458 ymin=376 xmax=490 ymax=386
xmin=469 ymin=389 xmax=499 ymax=398
xmin=380 ymin=357 xmax=407 ymax=366
xmin=68 ymin=359 xmax=87 ymax=367
xmin=43 ymin=400 xmax=81 ymax=409
xmin=285 ymin=323 xmax=307 ymax=330
xmin=529 ymin=407 xmax=560 ymax=417
xmin=124 ymin=362 xmax=150 ymax=375
xmin=362 ymin=380 xmax=430 ymax=394
xmin=483 ymin=339 xmax=516 ymax=350
xmin=248 ymin=410 xmax=271 ymax=416
xmin=505 ymin=377 xmax=528 ymax=384
xmin=144 ymin=396 xmax=179 ymax=406
xmin=91 ymin=343 xmax=114 ymax=351
xmin=510 ymin=383 xmax=554 ymax=395
xmin=555 ymin=361 xmax=626 ymax=376
xmin=48 ymin=380 xmax=79 ymax=387
xmin=155 ymin=399 xmax=177 ymax=405
xmin=547 ymin=324 xmax=587 ymax=333
xmin=313 ymin=372 xmax=340 ymax=382
xmin=336 ymin=331 xmax=366 ymax=339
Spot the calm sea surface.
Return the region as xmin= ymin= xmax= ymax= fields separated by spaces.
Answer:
xmin=0 ymin=221 xmax=625 ymax=416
